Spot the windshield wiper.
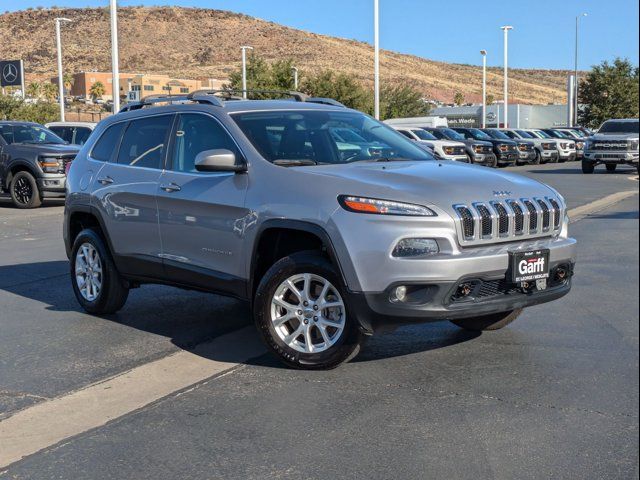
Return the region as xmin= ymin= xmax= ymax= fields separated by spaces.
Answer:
xmin=352 ymin=157 xmax=416 ymax=163
xmin=273 ymin=159 xmax=318 ymax=167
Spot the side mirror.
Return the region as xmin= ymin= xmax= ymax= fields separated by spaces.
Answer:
xmin=195 ymin=149 xmax=247 ymax=173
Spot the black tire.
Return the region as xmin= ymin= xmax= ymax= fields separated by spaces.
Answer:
xmin=10 ymin=171 xmax=42 ymax=209
xmin=70 ymin=228 xmax=129 ymax=315
xmin=582 ymin=159 xmax=595 ymax=174
xmin=450 ymin=309 xmax=523 ymax=332
xmin=605 ymin=163 xmax=617 ymax=173
xmin=532 ymin=151 xmax=541 ymax=165
xmin=254 ymin=251 xmax=362 ymax=370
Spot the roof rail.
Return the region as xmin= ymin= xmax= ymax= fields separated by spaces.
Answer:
xmin=118 ymin=93 xmax=223 ymax=113
xmin=306 ymin=97 xmax=347 ymax=108
xmin=187 ymin=89 xmax=310 ymax=102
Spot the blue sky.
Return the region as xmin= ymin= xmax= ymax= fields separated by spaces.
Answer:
xmin=1 ymin=0 xmax=638 ymax=70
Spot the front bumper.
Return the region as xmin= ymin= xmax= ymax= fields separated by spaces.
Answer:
xmin=518 ymin=151 xmax=536 ymax=163
xmin=558 ymin=150 xmax=577 ymax=162
xmin=442 ymin=154 xmax=469 ymax=162
xmin=496 ymin=152 xmax=518 ymax=165
xmin=471 ymin=152 xmax=497 ymax=166
xmin=541 ymin=150 xmax=559 ymax=162
xmin=37 ymin=174 xmax=67 ymax=197
xmin=584 ymin=151 xmax=639 ymax=165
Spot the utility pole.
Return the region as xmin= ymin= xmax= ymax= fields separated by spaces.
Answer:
xmin=500 ymin=26 xmax=513 ymax=128
xmin=110 ymin=0 xmax=120 ymax=112
xmin=55 ymin=17 xmax=72 ymax=122
xmin=291 ymin=67 xmax=299 ymax=90
xmin=374 ymin=0 xmax=380 ymax=119
xmin=480 ymin=50 xmax=487 ymax=128
xmin=574 ymin=13 xmax=587 ymax=126
xmin=241 ymin=46 xmax=253 ymax=99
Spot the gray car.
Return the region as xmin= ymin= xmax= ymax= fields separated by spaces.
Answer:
xmin=502 ymin=129 xmax=560 ymax=164
xmin=64 ymin=91 xmax=577 ymax=369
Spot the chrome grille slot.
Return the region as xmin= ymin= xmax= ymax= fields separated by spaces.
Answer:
xmin=537 ymin=198 xmax=551 ymax=231
xmin=492 ymin=202 xmax=510 ymax=236
xmin=475 ymin=204 xmax=493 ymax=238
xmin=523 ymin=200 xmax=538 ymax=232
xmin=548 ymin=198 xmax=561 ymax=229
xmin=455 ymin=206 xmax=475 ymax=240
xmin=508 ymin=200 xmax=525 ymax=235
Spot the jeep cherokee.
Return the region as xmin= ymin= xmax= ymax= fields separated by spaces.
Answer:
xmin=64 ymin=91 xmax=577 ymax=369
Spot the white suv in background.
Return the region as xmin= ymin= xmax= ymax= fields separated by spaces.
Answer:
xmin=524 ymin=129 xmax=576 ymax=163
xmin=393 ymin=127 xmax=468 ymax=162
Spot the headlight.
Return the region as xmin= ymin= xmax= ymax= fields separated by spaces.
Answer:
xmin=473 ymin=144 xmax=484 ymax=153
xmin=38 ymin=157 xmax=63 ymax=173
xmin=560 ymin=142 xmax=568 ymax=149
xmin=630 ymin=139 xmax=639 ymax=151
xmin=338 ymin=196 xmax=437 ymax=217
xmin=392 ymin=238 xmax=440 ymax=258
xmin=499 ymin=144 xmax=508 ymax=152
xmin=444 ymin=146 xmax=454 ymax=155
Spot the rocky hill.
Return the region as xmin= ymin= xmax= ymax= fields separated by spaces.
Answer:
xmin=0 ymin=6 xmax=572 ymax=104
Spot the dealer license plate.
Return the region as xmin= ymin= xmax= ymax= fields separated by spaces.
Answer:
xmin=511 ymin=249 xmax=550 ymax=283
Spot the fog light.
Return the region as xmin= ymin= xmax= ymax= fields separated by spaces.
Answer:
xmin=392 ymin=238 xmax=439 ymax=258
xmin=391 ymin=286 xmax=408 ymax=303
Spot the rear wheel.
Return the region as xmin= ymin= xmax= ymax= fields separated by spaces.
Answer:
xmin=532 ymin=151 xmax=541 ymax=165
xmin=450 ymin=309 xmax=523 ymax=332
xmin=10 ymin=171 xmax=42 ymax=209
xmin=254 ymin=252 xmax=362 ymax=370
xmin=582 ymin=159 xmax=595 ymax=174
xmin=70 ymin=229 xmax=129 ymax=315
xmin=605 ymin=163 xmax=617 ymax=173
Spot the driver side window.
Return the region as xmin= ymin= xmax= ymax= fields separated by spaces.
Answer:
xmin=171 ymin=114 xmax=240 ymax=173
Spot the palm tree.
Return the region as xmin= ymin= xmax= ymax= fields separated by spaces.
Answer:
xmin=89 ymin=81 xmax=106 ymax=101
xmin=41 ymin=82 xmax=58 ymax=102
xmin=26 ymin=82 xmax=42 ymax=100
xmin=62 ymin=72 xmax=74 ymax=96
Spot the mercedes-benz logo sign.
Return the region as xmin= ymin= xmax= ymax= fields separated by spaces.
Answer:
xmin=2 ymin=63 xmax=18 ymax=83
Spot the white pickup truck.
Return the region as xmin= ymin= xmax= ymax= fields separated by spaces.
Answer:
xmin=583 ymin=119 xmax=639 ymax=174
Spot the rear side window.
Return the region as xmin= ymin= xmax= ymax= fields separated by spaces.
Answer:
xmin=91 ymin=123 xmax=126 ymax=161
xmin=74 ymin=127 xmax=93 ymax=146
xmin=49 ymin=126 xmax=73 ymax=143
xmin=0 ymin=125 xmax=13 ymax=144
xmin=117 ymin=115 xmax=173 ymax=169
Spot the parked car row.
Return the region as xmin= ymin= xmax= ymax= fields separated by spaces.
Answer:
xmin=386 ymin=124 xmax=583 ymax=168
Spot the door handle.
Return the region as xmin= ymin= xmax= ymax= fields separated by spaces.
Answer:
xmin=97 ymin=176 xmax=114 ymax=185
xmin=160 ymin=183 xmax=181 ymax=193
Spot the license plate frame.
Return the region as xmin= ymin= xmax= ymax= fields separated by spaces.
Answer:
xmin=510 ymin=249 xmax=550 ymax=283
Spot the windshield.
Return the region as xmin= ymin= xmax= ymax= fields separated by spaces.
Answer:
xmin=546 ymin=130 xmax=570 ymax=139
xmin=599 ymin=120 xmax=640 ymax=134
xmin=534 ymin=130 xmax=552 ymax=139
xmin=0 ymin=124 xmax=66 ymax=145
xmin=516 ymin=130 xmax=534 ymax=139
xmin=484 ymin=129 xmax=511 ymax=140
xmin=464 ymin=128 xmax=492 ymax=140
xmin=231 ymin=110 xmax=435 ymax=165
xmin=411 ymin=129 xmax=438 ymax=141
xmin=436 ymin=128 xmax=465 ymax=141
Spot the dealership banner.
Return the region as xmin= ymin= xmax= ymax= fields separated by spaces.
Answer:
xmin=0 ymin=60 xmax=24 ymax=88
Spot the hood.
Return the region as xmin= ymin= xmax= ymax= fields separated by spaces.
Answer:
xmin=591 ymin=132 xmax=639 ymax=141
xmin=301 ymin=160 xmax=558 ymax=211
xmin=428 ymin=139 xmax=466 ymax=148
xmin=480 ymin=138 xmax=517 ymax=146
xmin=9 ymin=143 xmax=80 ymax=156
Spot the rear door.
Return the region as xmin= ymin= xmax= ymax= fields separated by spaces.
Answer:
xmin=156 ymin=112 xmax=249 ymax=291
xmin=91 ymin=114 xmax=173 ymax=277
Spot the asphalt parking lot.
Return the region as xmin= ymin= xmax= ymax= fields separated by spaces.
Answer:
xmin=0 ymin=162 xmax=638 ymax=480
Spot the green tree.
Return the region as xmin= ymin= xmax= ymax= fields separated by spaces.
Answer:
xmin=89 ymin=81 xmax=106 ymax=100
xmin=63 ymin=72 xmax=74 ymax=95
xmin=579 ymin=58 xmax=639 ymax=129
xmin=26 ymin=82 xmax=42 ymax=100
xmin=227 ymin=55 xmax=296 ymax=97
xmin=379 ymin=84 xmax=430 ymax=120
xmin=301 ymin=70 xmax=372 ymax=112
xmin=486 ymin=93 xmax=495 ymax=105
xmin=0 ymin=94 xmax=59 ymax=123
xmin=41 ymin=82 xmax=58 ymax=102
xmin=453 ymin=91 xmax=465 ymax=106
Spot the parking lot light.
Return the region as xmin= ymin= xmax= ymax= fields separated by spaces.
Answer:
xmin=374 ymin=0 xmax=380 ymax=120
xmin=110 ymin=0 xmax=120 ymax=113
xmin=480 ymin=50 xmax=487 ymax=128
xmin=241 ymin=46 xmax=254 ymax=99
xmin=291 ymin=67 xmax=299 ymax=90
xmin=55 ymin=17 xmax=72 ymax=122
xmin=500 ymin=26 xmax=513 ymax=128
xmin=574 ymin=13 xmax=588 ymax=127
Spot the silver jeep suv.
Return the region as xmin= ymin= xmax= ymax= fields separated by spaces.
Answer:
xmin=64 ymin=91 xmax=577 ymax=369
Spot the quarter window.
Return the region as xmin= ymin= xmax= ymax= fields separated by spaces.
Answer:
xmin=117 ymin=116 xmax=173 ymax=169
xmin=74 ymin=127 xmax=93 ymax=146
xmin=171 ymin=114 xmax=240 ymax=173
xmin=91 ymin=122 xmax=126 ymax=162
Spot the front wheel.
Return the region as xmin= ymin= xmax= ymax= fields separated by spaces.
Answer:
xmin=10 ymin=171 xmax=42 ymax=209
xmin=450 ymin=309 xmax=523 ymax=332
xmin=532 ymin=151 xmax=541 ymax=165
xmin=70 ymin=229 xmax=129 ymax=315
xmin=254 ymin=252 xmax=362 ymax=370
xmin=582 ymin=159 xmax=595 ymax=174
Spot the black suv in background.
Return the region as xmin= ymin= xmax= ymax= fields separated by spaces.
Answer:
xmin=483 ymin=128 xmax=537 ymax=165
xmin=452 ymin=127 xmax=518 ymax=167
xmin=0 ymin=121 xmax=79 ymax=208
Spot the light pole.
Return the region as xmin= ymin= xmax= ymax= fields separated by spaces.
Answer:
xmin=241 ymin=46 xmax=253 ymax=99
xmin=374 ymin=0 xmax=380 ymax=119
xmin=574 ymin=13 xmax=587 ymax=126
xmin=291 ymin=67 xmax=299 ymax=90
xmin=500 ymin=26 xmax=513 ymax=128
xmin=55 ymin=17 xmax=72 ymax=122
xmin=110 ymin=0 xmax=120 ymax=112
xmin=480 ymin=50 xmax=487 ymax=128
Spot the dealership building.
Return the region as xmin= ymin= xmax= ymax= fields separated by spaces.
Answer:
xmin=430 ymin=104 xmax=570 ymax=129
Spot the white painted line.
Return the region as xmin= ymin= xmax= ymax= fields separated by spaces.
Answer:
xmin=0 ymin=326 xmax=266 ymax=469
xmin=568 ymin=190 xmax=638 ymax=224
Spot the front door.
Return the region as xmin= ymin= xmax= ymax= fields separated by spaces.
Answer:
xmin=156 ymin=112 xmax=250 ymax=294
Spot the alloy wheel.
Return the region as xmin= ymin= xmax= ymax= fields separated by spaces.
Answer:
xmin=13 ymin=177 xmax=33 ymax=205
xmin=75 ymin=243 xmax=103 ymax=302
xmin=270 ymin=273 xmax=346 ymax=354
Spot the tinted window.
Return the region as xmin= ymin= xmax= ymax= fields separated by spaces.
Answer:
xmin=172 ymin=114 xmax=240 ymax=173
xmin=0 ymin=125 xmax=12 ymax=144
xmin=91 ymin=122 xmax=126 ymax=162
xmin=74 ymin=127 xmax=93 ymax=146
xmin=516 ymin=130 xmax=534 ymax=138
xmin=599 ymin=121 xmax=639 ymax=134
xmin=411 ymin=129 xmax=437 ymax=141
xmin=49 ymin=126 xmax=74 ymax=143
xmin=117 ymin=115 xmax=173 ymax=169
xmin=438 ymin=128 xmax=465 ymax=140
xmin=398 ymin=130 xmax=414 ymax=139
xmin=4 ymin=125 xmax=65 ymax=145
xmin=232 ymin=110 xmax=433 ymax=165
xmin=485 ymin=129 xmax=511 ymax=140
